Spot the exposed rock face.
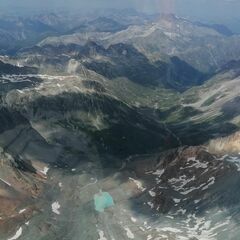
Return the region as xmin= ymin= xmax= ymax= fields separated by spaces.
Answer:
xmin=0 ymin=105 xmax=59 ymax=238
xmin=127 ymin=146 xmax=234 ymax=210
xmin=208 ymin=131 xmax=240 ymax=154
xmin=136 ymin=146 xmax=233 ymax=212
xmin=0 ymin=148 xmax=45 ymax=236
xmin=122 ymin=146 xmax=240 ymax=239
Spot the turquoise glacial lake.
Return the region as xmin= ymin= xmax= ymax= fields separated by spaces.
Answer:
xmin=94 ymin=191 xmax=114 ymax=212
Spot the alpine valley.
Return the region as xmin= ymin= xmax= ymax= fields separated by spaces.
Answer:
xmin=0 ymin=9 xmax=240 ymax=240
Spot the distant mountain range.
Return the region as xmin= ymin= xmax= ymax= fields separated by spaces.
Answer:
xmin=0 ymin=9 xmax=154 ymax=53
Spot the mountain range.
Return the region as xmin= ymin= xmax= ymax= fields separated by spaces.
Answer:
xmin=0 ymin=11 xmax=240 ymax=240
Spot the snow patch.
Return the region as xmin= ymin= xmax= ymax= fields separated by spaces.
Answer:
xmin=147 ymin=202 xmax=154 ymax=209
xmin=51 ymin=201 xmax=61 ymax=215
xmin=129 ymin=177 xmax=146 ymax=192
xmin=149 ymin=190 xmax=156 ymax=197
xmin=7 ymin=227 xmax=22 ymax=240
xmin=225 ymin=156 xmax=240 ymax=171
xmin=97 ymin=230 xmax=107 ymax=240
xmin=40 ymin=167 xmax=49 ymax=175
xmin=0 ymin=178 xmax=11 ymax=186
xmin=19 ymin=209 xmax=26 ymax=214
xmin=202 ymin=177 xmax=215 ymax=190
xmin=124 ymin=227 xmax=134 ymax=239
xmin=159 ymin=227 xmax=182 ymax=233
xmin=131 ymin=217 xmax=137 ymax=223
xmin=17 ymin=90 xmax=24 ymax=94
xmin=147 ymin=235 xmax=153 ymax=240
xmin=152 ymin=169 xmax=165 ymax=176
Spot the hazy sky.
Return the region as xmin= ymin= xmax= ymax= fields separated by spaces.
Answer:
xmin=1 ymin=0 xmax=240 ymax=30
xmin=0 ymin=0 xmax=239 ymax=14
